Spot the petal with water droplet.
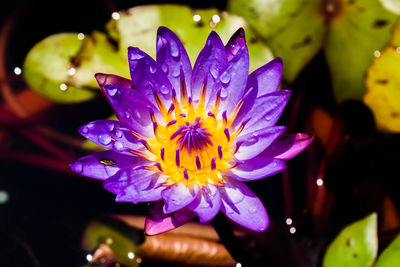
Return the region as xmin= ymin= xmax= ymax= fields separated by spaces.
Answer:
xmin=188 ymin=184 xmax=221 ymax=222
xmin=225 ymin=156 xmax=286 ymax=181
xmin=128 ymin=47 xmax=174 ymax=108
xmin=233 ymin=90 xmax=291 ymax=135
xmin=220 ymin=178 xmax=269 ymax=232
xmin=102 ymin=85 xmax=163 ymax=137
xmin=162 ymin=183 xmax=199 ymax=213
xmin=70 ymin=150 xmax=141 ymax=180
xmin=79 ymin=120 xmax=144 ymax=152
xmin=104 ymin=169 xmax=165 ymax=203
xmin=191 ymin=31 xmax=227 ymax=109
xmin=156 ymin=27 xmax=192 ymax=102
xmin=245 ymin=57 xmax=282 ymax=98
xmin=234 ymin=126 xmax=286 ymax=160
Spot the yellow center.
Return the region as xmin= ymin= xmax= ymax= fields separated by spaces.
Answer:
xmin=131 ymin=85 xmax=245 ymax=187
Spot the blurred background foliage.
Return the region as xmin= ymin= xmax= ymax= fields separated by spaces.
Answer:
xmin=2 ymin=0 xmax=400 ymax=266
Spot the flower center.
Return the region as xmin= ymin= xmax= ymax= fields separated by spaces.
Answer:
xmin=130 ymin=79 xmax=246 ymax=187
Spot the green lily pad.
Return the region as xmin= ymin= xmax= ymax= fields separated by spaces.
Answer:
xmin=23 ymin=32 xmax=129 ymax=103
xmin=323 ymin=213 xmax=378 ymax=267
xmin=227 ymin=0 xmax=305 ymax=39
xmin=324 ymin=0 xmax=398 ymax=102
xmin=82 ymin=218 xmax=144 ymax=266
xmin=228 ymin=0 xmax=324 ymax=83
xmin=375 ymin=233 xmax=400 ymax=267
xmin=106 ymin=4 xmax=274 ymax=73
xmin=363 ymin=46 xmax=400 ymax=132
xmin=266 ymin=0 xmax=325 ymax=82
xmin=228 ymin=0 xmax=398 ymax=102
xmin=23 ymin=33 xmax=97 ymax=103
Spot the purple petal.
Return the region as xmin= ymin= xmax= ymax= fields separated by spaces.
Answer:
xmin=191 ymin=31 xmax=227 ymax=110
xmin=162 ymin=183 xmax=199 ymax=214
xmin=218 ymin=45 xmax=249 ymax=115
xmin=156 ymin=27 xmax=191 ymax=102
xmin=128 ymin=47 xmax=174 ymax=108
xmin=79 ymin=120 xmax=143 ymax=153
xmin=225 ymin=156 xmax=286 ymax=181
xmin=234 ymin=126 xmax=286 ymax=160
xmin=245 ymin=58 xmax=282 ymax=98
xmin=188 ymin=184 xmax=221 ymax=222
xmin=220 ymin=179 xmax=269 ymax=232
xmin=95 ymin=73 xmax=133 ymax=93
xmin=102 ymin=85 xmax=162 ymax=138
xmin=261 ymin=133 xmax=314 ymax=160
xmin=104 ymin=169 xmax=166 ymax=203
xmin=70 ymin=150 xmax=140 ymax=180
xmin=225 ymin=28 xmax=246 ymax=62
xmin=233 ymin=90 xmax=291 ymax=135
xmin=145 ymin=201 xmax=196 ymax=235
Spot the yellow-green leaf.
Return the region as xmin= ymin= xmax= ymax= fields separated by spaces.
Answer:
xmin=106 ymin=4 xmax=274 ymax=73
xmin=324 ymin=0 xmax=398 ymax=102
xmin=364 ymin=46 xmax=400 ymax=132
xmin=323 ymin=213 xmax=378 ymax=267
xmin=375 ymin=233 xmax=400 ymax=267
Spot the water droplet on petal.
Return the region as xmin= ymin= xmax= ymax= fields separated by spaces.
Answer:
xmin=170 ymin=41 xmax=180 ymax=57
xmin=134 ymin=110 xmax=141 ymax=120
xmin=73 ymin=161 xmax=83 ymax=173
xmin=149 ymin=65 xmax=157 ymax=74
xmin=160 ymin=85 xmax=169 ymax=94
xmin=171 ymin=68 xmax=180 ymax=78
xmin=162 ymin=64 xmax=168 ymax=74
xmin=130 ymin=52 xmax=145 ymax=60
xmin=125 ymin=111 xmax=131 ymax=119
xmin=210 ymin=65 xmax=219 ymax=79
xmin=99 ymin=135 xmax=112 ymax=145
xmin=115 ymin=130 xmax=123 ymax=138
xmin=114 ymin=141 xmax=123 ymax=150
xmin=220 ymin=88 xmax=228 ymax=99
xmin=105 ymin=121 xmax=115 ymax=132
xmin=107 ymin=87 xmax=118 ymax=96
xmin=252 ymin=132 xmax=259 ymax=137
xmin=249 ymin=206 xmax=257 ymax=214
xmin=80 ymin=126 xmax=89 ymax=134
xmin=220 ymin=71 xmax=231 ymax=84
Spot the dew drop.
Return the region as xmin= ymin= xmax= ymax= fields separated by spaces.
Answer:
xmin=170 ymin=41 xmax=180 ymax=57
xmin=114 ymin=141 xmax=124 ymax=150
xmin=210 ymin=65 xmax=219 ymax=79
xmin=162 ymin=64 xmax=168 ymax=74
xmin=249 ymin=206 xmax=257 ymax=214
xmin=129 ymin=52 xmax=145 ymax=60
xmin=107 ymin=87 xmax=118 ymax=96
xmin=252 ymin=132 xmax=259 ymax=137
xmin=99 ymin=135 xmax=112 ymax=145
xmin=105 ymin=121 xmax=115 ymax=132
xmin=171 ymin=68 xmax=180 ymax=78
xmin=149 ymin=65 xmax=157 ymax=74
xmin=80 ymin=126 xmax=89 ymax=134
xmin=73 ymin=161 xmax=83 ymax=173
xmin=125 ymin=111 xmax=131 ymax=119
xmin=115 ymin=130 xmax=123 ymax=138
xmin=220 ymin=88 xmax=228 ymax=98
xmin=134 ymin=110 xmax=141 ymax=120
xmin=160 ymin=85 xmax=169 ymax=94
xmin=220 ymin=71 xmax=231 ymax=84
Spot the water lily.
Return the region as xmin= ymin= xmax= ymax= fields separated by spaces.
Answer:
xmin=70 ymin=26 xmax=313 ymax=235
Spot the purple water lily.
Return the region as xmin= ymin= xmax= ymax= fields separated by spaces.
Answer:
xmin=70 ymin=27 xmax=313 ymax=235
